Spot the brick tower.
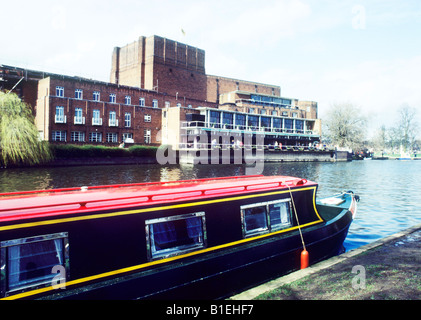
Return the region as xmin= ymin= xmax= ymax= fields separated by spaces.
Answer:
xmin=110 ymin=35 xmax=207 ymax=101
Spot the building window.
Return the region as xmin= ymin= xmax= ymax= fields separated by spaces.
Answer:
xmin=295 ymin=120 xmax=304 ymax=133
xmin=0 ymin=232 xmax=69 ymax=297
xmin=92 ymin=109 xmax=102 ymax=126
xmin=144 ymin=114 xmax=151 ymax=122
xmin=247 ymin=115 xmax=259 ymax=129
xmin=109 ymin=93 xmax=116 ymax=103
xmin=261 ymin=117 xmax=271 ymax=129
xmin=125 ymin=95 xmax=131 ymax=105
xmin=284 ymin=119 xmax=293 ymax=132
xmin=273 ymin=118 xmax=282 ymax=130
xmin=235 ymin=114 xmax=246 ymax=129
xmin=106 ymin=132 xmax=118 ymax=143
xmin=54 ymin=106 xmax=66 ymax=123
xmin=89 ymin=132 xmax=102 ymax=142
xmin=165 ymin=101 xmax=170 ymax=108
xmin=188 ymin=104 xmax=192 ymax=109
xmin=260 ymin=109 xmax=266 ymax=115
xmin=251 ymin=95 xmax=261 ymax=102
xmin=145 ymin=212 xmax=206 ymax=260
xmin=93 ymin=91 xmax=100 ymax=101
xmin=144 ymin=129 xmax=151 ymax=144
xmin=56 ymin=86 xmax=64 ymax=97
xmin=222 ymin=112 xmax=233 ymax=127
xmin=124 ymin=112 xmax=131 ymax=128
xmin=109 ymin=111 xmax=118 ymax=127
xmin=209 ymin=110 xmax=221 ymax=128
xmin=272 ymin=110 xmax=278 ymax=116
xmin=71 ymin=131 xmax=85 ymax=142
xmin=282 ymin=99 xmax=292 ymax=106
xmin=75 ymin=89 xmax=83 ymax=100
xmin=152 ymin=99 xmax=158 ymax=108
xmin=52 ymin=130 xmax=67 ymax=142
xmin=139 ymin=97 xmax=145 ymax=107
xmin=241 ymin=199 xmax=292 ymax=238
xmin=74 ymin=108 xmax=85 ymax=124
xmin=123 ymin=133 xmax=133 ymax=143
xmin=249 ymin=108 xmax=255 ymax=114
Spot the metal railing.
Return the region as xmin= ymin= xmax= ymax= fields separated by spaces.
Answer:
xmin=178 ymin=142 xmax=330 ymax=152
xmin=181 ymin=121 xmax=315 ymax=136
xmin=54 ymin=115 xmax=67 ymax=123
xmin=92 ymin=118 xmax=103 ymax=126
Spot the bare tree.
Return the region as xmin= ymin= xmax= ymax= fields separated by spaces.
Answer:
xmin=372 ymin=125 xmax=387 ymax=153
xmin=397 ymin=104 xmax=418 ymax=152
xmin=323 ymin=102 xmax=367 ymax=150
xmin=386 ymin=126 xmax=401 ymax=152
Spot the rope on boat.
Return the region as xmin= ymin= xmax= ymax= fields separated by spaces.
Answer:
xmin=286 ymin=184 xmax=306 ymax=251
xmin=285 ymin=183 xmax=309 ymax=269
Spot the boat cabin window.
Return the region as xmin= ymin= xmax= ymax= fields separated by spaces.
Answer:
xmin=269 ymin=201 xmax=292 ymax=230
xmin=243 ymin=206 xmax=268 ymax=235
xmin=0 ymin=232 xmax=69 ymax=297
xmin=241 ymin=199 xmax=292 ymax=237
xmin=145 ymin=212 xmax=206 ymax=260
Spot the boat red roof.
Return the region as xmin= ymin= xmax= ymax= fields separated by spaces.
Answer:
xmin=0 ymin=175 xmax=316 ymax=223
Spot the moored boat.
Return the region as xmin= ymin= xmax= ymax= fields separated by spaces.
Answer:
xmin=0 ymin=175 xmax=358 ymax=300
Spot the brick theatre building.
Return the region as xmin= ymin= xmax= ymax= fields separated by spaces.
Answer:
xmin=0 ymin=35 xmax=321 ymax=148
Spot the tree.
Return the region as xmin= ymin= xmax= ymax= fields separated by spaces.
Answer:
xmin=372 ymin=125 xmax=387 ymax=153
xmin=0 ymin=92 xmax=51 ymax=166
xmin=397 ymin=104 xmax=418 ymax=152
xmin=323 ymin=102 xmax=367 ymax=150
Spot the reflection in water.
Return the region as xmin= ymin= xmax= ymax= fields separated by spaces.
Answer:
xmin=1 ymin=161 xmax=421 ymax=251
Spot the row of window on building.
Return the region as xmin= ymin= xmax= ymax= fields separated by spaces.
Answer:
xmin=55 ymin=106 xmax=152 ymax=127
xmin=208 ymin=110 xmax=305 ymax=131
xmin=250 ymin=94 xmax=292 ymax=106
xmin=56 ymin=86 xmax=157 ymax=107
xmin=55 ymin=86 xmax=193 ymax=108
xmin=248 ymin=108 xmax=301 ymax=117
xmin=51 ymin=130 xmax=152 ymax=144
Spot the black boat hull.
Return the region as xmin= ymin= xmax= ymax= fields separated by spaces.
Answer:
xmin=49 ymin=209 xmax=353 ymax=300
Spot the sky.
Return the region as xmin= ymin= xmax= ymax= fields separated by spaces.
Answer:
xmin=1 ymin=0 xmax=421 ymax=137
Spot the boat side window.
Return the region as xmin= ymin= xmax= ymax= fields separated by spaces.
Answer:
xmin=242 ymin=205 xmax=268 ymax=236
xmin=241 ymin=199 xmax=292 ymax=237
xmin=145 ymin=212 xmax=206 ymax=260
xmin=0 ymin=232 xmax=69 ymax=297
xmin=268 ymin=200 xmax=292 ymax=230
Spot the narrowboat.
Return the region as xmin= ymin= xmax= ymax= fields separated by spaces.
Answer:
xmin=0 ymin=175 xmax=358 ymax=300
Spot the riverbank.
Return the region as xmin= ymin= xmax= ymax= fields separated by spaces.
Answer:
xmin=48 ymin=156 xmax=158 ymax=167
xmin=230 ymin=223 xmax=421 ymax=300
xmin=373 ymin=151 xmax=421 ymax=160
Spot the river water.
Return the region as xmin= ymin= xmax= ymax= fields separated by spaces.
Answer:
xmin=1 ymin=160 xmax=420 ymax=251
